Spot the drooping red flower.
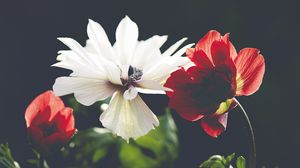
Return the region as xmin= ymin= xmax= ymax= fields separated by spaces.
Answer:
xmin=165 ymin=30 xmax=265 ymax=138
xmin=25 ymin=90 xmax=76 ymax=153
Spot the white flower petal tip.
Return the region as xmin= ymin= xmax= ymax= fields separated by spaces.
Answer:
xmin=163 ymin=87 xmax=173 ymax=92
xmin=88 ymin=18 xmax=96 ymax=24
xmin=99 ymin=92 xmax=159 ymax=141
xmin=163 ymin=37 xmax=188 ymax=56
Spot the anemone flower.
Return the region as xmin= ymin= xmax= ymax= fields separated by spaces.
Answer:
xmin=25 ymin=90 xmax=76 ymax=153
xmin=165 ymin=30 xmax=265 ymax=138
xmin=52 ymin=16 xmax=193 ymax=141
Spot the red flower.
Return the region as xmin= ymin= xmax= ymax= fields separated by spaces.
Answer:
xmin=25 ymin=90 xmax=76 ymax=153
xmin=165 ymin=30 xmax=265 ymax=137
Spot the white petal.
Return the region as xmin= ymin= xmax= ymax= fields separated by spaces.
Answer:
xmin=103 ymin=62 xmax=122 ymax=85
xmin=53 ymin=77 xmax=117 ymax=106
xmin=171 ymin=43 xmax=194 ymax=57
xmin=143 ymin=56 xmax=190 ymax=82
xmin=162 ymin=37 xmax=187 ymax=56
xmin=115 ymin=16 xmax=139 ymax=65
xmin=52 ymin=51 xmax=106 ymax=79
xmin=57 ymin=38 xmax=92 ymax=64
xmin=131 ymin=35 xmax=167 ymax=69
xmin=136 ymin=88 xmax=165 ymax=94
xmin=100 ymin=91 xmax=159 ymax=141
xmin=87 ymin=19 xmax=116 ymax=63
xmin=136 ymin=80 xmax=171 ymax=94
xmin=123 ymin=86 xmax=138 ymax=100
xmin=120 ymin=64 xmax=130 ymax=81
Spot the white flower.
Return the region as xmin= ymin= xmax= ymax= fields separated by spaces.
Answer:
xmin=52 ymin=16 xmax=193 ymax=141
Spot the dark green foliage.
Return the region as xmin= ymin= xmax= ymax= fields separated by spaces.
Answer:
xmin=61 ymin=109 xmax=178 ymax=168
xmin=0 ymin=143 xmax=20 ymax=168
xmin=199 ymin=153 xmax=246 ymax=168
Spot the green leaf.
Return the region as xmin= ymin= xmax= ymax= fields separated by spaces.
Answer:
xmin=61 ymin=109 xmax=178 ymax=168
xmin=27 ymin=149 xmax=50 ymax=168
xmin=61 ymin=128 xmax=116 ymax=168
xmin=199 ymin=153 xmax=246 ymax=168
xmin=199 ymin=155 xmax=225 ymax=168
xmin=225 ymin=153 xmax=235 ymax=166
xmin=0 ymin=143 xmax=20 ymax=168
xmin=236 ymin=156 xmax=246 ymax=168
xmin=118 ymin=108 xmax=178 ymax=168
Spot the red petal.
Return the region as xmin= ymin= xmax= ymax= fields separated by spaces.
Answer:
xmin=165 ymin=68 xmax=193 ymax=97
xmin=169 ymin=92 xmax=204 ymax=121
xmin=222 ymin=33 xmax=238 ymax=60
xmin=186 ymin=48 xmax=213 ymax=69
xmin=196 ymin=30 xmax=221 ymax=60
xmin=210 ymin=40 xmax=237 ymax=81
xmin=165 ymin=68 xmax=204 ymax=121
xmin=54 ymin=107 xmax=75 ymax=132
xmin=200 ymin=113 xmax=228 ymax=138
xmin=234 ymin=48 xmax=265 ymax=96
xmin=27 ymin=126 xmax=44 ymax=144
xmin=25 ymin=90 xmax=65 ymax=127
xmin=186 ymin=66 xmax=211 ymax=83
xmin=210 ymin=40 xmax=231 ymax=67
xmin=45 ymin=132 xmax=65 ymax=145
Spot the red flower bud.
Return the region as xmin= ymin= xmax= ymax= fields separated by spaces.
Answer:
xmin=25 ymin=90 xmax=76 ymax=153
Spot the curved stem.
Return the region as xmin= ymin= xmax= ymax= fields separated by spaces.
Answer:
xmin=234 ymin=98 xmax=256 ymax=168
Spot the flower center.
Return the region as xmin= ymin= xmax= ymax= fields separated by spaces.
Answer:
xmin=39 ymin=124 xmax=57 ymax=137
xmin=121 ymin=65 xmax=143 ymax=89
xmin=191 ymin=66 xmax=235 ymax=109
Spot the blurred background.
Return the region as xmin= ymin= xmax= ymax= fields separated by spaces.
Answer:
xmin=0 ymin=0 xmax=299 ymax=167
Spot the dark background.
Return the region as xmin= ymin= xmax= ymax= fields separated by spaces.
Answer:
xmin=0 ymin=0 xmax=299 ymax=167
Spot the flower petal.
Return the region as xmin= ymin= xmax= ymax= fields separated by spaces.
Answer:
xmin=164 ymin=68 xmax=204 ymax=121
xmin=131 ymin=35 xmax=167 ymax=69
xmin=196 ymin=30 xmax=221 ymax=60
xmin=210 ymin=40 xmax=237 ymax=81
xmin=200 ymin=113 xmax=228 ymax=138
xmin=115 ymin=16 xmax=139 ymax=65
xmin=52 ymin=51 xmax=106 ymax=79
xmin=234 ymin=48 xmax=265 ymax=96
xmin=136 ymin=80 xmax=171 ymax=94
xmin=53 ymin=77 xmax=117 ymax=106
xmin=210 ymin=40 xmax=231 ymax=67
xmin=164 ymin=68 xmax=192 ymax=97
xmin=123 ymin=86 xmax=138 ymax=100
xmin=99 ymin=91 xmax=159 ymax=141
xmin=171 ymin=43 xmax=195 ymax=58
xmin=57 ymin=38 xmax=98 ymax=67
xmin=222 ymin=33 xmax=238 ymax=60
xmin=186 ymin=48 xmax=213 ymax=69
xmin=25 ymin=91 xmax=65 ymax=127
xmin=53 ymin=107 xmax=75 ymax=132
xmin=163 ymin=37 xmax=188 ymax=56
xmin=102 ymin=61 xmax=123 ymax=85
xmin=87 ymin=19 xmax=115 ymax=62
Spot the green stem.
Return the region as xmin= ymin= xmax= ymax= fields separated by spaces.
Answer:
xmin=39 ymin=155 xmax=43 ymax=168
xmin=234 ymin=98 xmax=256 ymax=168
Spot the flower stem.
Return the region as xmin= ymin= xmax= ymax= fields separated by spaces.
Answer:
xmin=38 ymin=154 xmax=49 ymax=168
xmin=234 ymin=98 xmax=256 ymax=168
